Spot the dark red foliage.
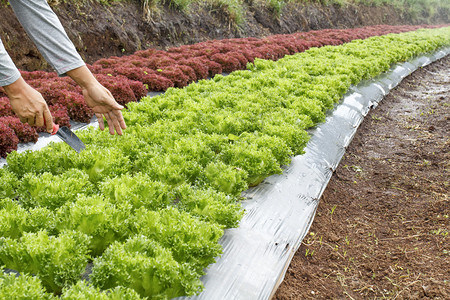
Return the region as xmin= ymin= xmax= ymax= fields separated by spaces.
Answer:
xmin=167 ymin=47 xmax=185 ymax=54
xmin=113 ymin=62 xmax=141 ymax=70
xmin=33 ymin=78 xmax=81 ymax=104
xmin=269 ymin=38 xmax=301 ymax=54
xmin=241 ymin=37 xmax=260 ymax=43
xmin=92 ymin=67 xmax=115 ymax=77
xmin=49 ymin=104 xmax=71 ymax=128
xmin=20 ymin=70 xmax=58 ymax=81
xmin=216 ymin=44 xmax=238 ymax=54
xmin=254 ymin=45 xmax=278 ymax=60
xmin=0 ymin=121 xmax=19 ymax=157
xmin=210 ymin=53 xmax=241 ymax=73
xmin=167 ymin=53 xmax=192 ymax=61
xmin=94 ymin=57 xmax=121 ymax=68
xmin=126 ymin=57 xmax=149 ymax=68
xmin=256 ymin=44 xmax=289 ymax=60
xmin=57 ymin=90 xmax=93 ymax=123
xmin=201 ymin=59 xmax=222 ymax=77
xmin=106 ymin=66 xmax=158 ymax=84
xmin=240 ymin=49 xmax=260 ymax=63
xmin=146 ymin=56 xmax=177 ymax=69
xmin=0 ymin=116 xmax=38 ymax=143
xmin=144 ymin=73 xmax=175 ymax=91
xmin=177 ymin=65 xmax=197 ymax=82
xmin=127 ymin=79 xmax=148 ymax=100
xmin=95 ymin=74 xmax=136 ymax=106
xmin=195 ymin=48 xmax=221 ymax=58
xmin=272 ymin=44 xmax=290 ymax=58
xmin=0 ymin=97 xmax=13 ymax=117
xmin=87 ymin=64 xmax=103 ymax=73
xmin=303 ymin=40 xmax=323 ymax=50
xmin=179 ymin=58 xmax=209 ymax=80
xmin=134 ymin=48 xmax=160 ymax=58
xmin=227 ymin=52 xmax=249 ymax=69
xmin=293 ymin=41 xmax=307 ymax=52
xmin=158 ymin=66 xmax=189 ymax=88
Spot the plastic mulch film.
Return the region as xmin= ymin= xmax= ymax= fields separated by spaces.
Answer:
xmin=1 ymin=48 xmax=448 ymax=299
xmin=178 ymin=48 xmax=450 ymax=300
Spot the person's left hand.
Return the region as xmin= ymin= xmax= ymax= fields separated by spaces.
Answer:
xmin=82 ymin=82 xmax=126 ymax=135
xmin=67 ymin=66 xmax=126 ymax=135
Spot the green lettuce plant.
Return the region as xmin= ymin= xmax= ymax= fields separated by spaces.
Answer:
xmin=0 ymin=230 xmax=90 ymax=294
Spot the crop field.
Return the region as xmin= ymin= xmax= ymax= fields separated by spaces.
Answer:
xmin=0 ymin=24 xmax=445 ymax=158
xmin=0 ymin=25 xmax=449 ymax=298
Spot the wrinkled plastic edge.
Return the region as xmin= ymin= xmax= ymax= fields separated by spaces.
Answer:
xmin=177 ymin=47 xmax=450 ymax=300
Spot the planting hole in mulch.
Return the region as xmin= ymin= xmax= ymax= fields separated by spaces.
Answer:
xmin=275 ymin=56 xmax=449 ymax=299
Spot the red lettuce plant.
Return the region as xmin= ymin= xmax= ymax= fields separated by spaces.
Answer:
xmin=0 ymin=122 xmax=19 ymax=157
xmin=158 ymin=66 xmax=189 ymax=88
xmin=49 ymin=104 xmax=71 ymax=128
xmin=95 ymin=74 xmax=136 ymax=106
xmin=0 ymin=97 xmax=13 ymax=117
xmin=0 ymin=116 xmax=38 ymax=143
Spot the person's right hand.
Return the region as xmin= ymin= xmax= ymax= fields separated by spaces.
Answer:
xmin=3 ymin=76 xmax=54 ymax=133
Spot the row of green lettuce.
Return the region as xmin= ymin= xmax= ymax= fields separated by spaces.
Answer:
xmin=1 ymin=27 xmax=449 ymax=299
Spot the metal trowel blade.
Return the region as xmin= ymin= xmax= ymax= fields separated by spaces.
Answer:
xmin=56 ymin=126 xmax=86 ymax=153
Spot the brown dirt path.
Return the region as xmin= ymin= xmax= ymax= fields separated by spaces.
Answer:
xmin=275 ymin=55 xmax=450 ymax=299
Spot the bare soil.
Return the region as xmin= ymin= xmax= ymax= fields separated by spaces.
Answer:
xmin=275 ymin=56 xmax=450 ymax=299
xmin=1 ymin=1 xmax=448 ymax=72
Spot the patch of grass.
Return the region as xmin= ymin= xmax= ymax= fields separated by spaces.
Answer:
xmin=143 ymin=0 xmax=163 ymax=20
xmin=164 ymin=0 xmax=193 ymax=11
xmin=266 ymin=0 xmax=287 ymax=17
xmin=201 ymin=0 xmax=245 ymax=26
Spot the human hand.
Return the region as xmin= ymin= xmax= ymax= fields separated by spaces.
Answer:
xmin=4 ymin=77 xmax=54 ymax=133
xmin=82 ymin=82 xmax=127 ymax=135
xmin=67 ymin=66 xmax=126 ymax=135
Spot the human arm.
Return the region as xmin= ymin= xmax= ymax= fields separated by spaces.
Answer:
xmin=8 ymin=0 xmax=84 ymax=76
xmin=7 ymin=0 xmax=126 ymax=135
xmin=1 ymin=37 xmax=54 ymax=133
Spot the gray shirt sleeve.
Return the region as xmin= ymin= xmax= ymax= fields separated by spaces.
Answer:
xmin=1 ymin=0 xmax=85 ymax=85
xmin=0 ymin=39 xmax=21 ymax=86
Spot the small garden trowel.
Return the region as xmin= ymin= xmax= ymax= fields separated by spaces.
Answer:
xmin=50 ymin=124 xmax=86 ymax=153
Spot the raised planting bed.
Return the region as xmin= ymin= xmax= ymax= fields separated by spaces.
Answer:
xmin=0 ymin=24 xmax=448 ymax=157
xmin=0 ymin=27 xmax=449 ymax=298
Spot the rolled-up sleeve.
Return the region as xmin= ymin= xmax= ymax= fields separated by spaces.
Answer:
xmin=9 ymin=0 xmax=85 ymax=76
xmin=0 ymin=38 xmax=21 ymax=86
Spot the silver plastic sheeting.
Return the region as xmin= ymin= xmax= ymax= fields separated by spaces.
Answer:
xmin=178 ymin=47 xmax=450 ymax=300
